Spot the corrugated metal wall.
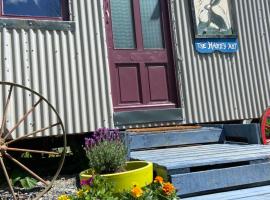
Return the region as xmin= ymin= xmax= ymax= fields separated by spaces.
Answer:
xmin=1 ymin=0 xmax=269 ymax=137
xmin=0 ymin=0 xmax=114 ymax=136
xmin=171 ymin=0 xmax=270 ymax=124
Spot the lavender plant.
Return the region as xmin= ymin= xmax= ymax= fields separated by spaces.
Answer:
xmin=84 ymin=128 xmax=127 ymax=174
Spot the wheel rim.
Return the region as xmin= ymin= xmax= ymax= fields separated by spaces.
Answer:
xmin=0 ymin=81 xmax=66 ymax=200
xmin=260 ymin=107 xmax=270 ymax=145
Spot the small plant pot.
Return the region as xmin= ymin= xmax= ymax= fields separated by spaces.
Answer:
xmin=79 ymin=161 xmax=153 ymax=192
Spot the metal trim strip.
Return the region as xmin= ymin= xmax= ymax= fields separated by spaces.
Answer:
xmin=0 ymin=19 xmax=75 ymax=31
xmin=114 ymin=108 xmax=183 ymax=126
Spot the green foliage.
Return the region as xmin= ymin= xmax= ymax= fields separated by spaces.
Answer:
xmin=21 ymin=152 xmax=32 ymax=158
xmin=11 ymin=169 xmax=37 ymax=189
xmin=19 ymin=177 xmax=38 ymax=189
xmin=58 ymin=175 xmax=119 ymax=200
xmin=85 ymin=140 xmax=126 ymax=174
xmin=266 ymin=117 xmax=270 ymax=137
xmin=83 ymin=175 xmax=118 ymax=200
xmin=58 ymin=176 xmax=180 ymax=200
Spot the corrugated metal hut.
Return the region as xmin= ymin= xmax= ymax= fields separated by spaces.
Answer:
xmin=0 ymin=0 xmax=269 ymax=136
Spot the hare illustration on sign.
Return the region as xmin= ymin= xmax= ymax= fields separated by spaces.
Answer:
xmin=194 ymin=0 xmax=233 ymax=37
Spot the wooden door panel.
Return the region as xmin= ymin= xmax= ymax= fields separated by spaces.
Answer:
xmin=117 ymin=64 xmax=142 ymax=104
xmin=147 ymin=65 xmax=169 ymax=102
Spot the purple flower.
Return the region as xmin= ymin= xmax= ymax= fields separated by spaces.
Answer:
xmin=80 ymin=177 xmax=93 ymax=186
xmin=84 ymin=128 xmax=121 ymax=149
xmin=84 ymin=138 xmax=95 ymax=148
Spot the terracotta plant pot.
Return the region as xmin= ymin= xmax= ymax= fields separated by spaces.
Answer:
xmin=79 ymin=161 xmax=153 ymax=192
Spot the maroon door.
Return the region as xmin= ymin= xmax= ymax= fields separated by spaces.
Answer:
xmin=105 ymin=0 xmax=178 ymax=112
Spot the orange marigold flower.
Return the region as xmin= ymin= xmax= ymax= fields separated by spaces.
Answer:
xmin=162 ymin=182 xmax=175 ymax=196
xmin=131 ymin=185 xmax=143 ymax=198
xmin=154 ymin=176 xmax=164 ymax=184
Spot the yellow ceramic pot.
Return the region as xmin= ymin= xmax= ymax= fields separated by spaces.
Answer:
xmin=79 ymin=161 xmax=153 ymax=192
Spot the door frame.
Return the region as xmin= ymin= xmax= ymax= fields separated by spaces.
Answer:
xmin=103 ymin=0 xmax=183 ymax=127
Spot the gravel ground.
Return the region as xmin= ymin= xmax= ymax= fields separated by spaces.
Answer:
xmin=0 ymin=175 xmax=78 ymax=200
xmin=42 ymin=175 xmax=78 ymax=200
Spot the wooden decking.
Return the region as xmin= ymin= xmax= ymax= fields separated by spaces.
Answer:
xmin=131 ymin=143 xmax=270 ymax=196
xmin=128 ymin=125 xmax=270 ymax=198
xmin=183 ymin=185 xmax=270 ymax=200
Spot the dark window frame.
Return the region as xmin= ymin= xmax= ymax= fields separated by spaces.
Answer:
xmin=0 ymin=0 xmax=69 ymax=21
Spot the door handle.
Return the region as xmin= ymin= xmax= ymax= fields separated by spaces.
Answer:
xmin=104 ymin=0 xmax=110 ymax=24
xmin=106 ymin=10 xmax=110 ymax=19
xmin=105 ymin=10 xmax=110 ymax=24
xmin=105 ymin=9 xmax=110 ymax=24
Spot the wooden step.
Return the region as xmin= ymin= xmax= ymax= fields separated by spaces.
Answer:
xmin=172 ymin=162 xmax=270 ymax=196
xmin=183 ymin=185 xmax=270 ymax=200
xmin=128 ymin=127 xmax=223 ymax=150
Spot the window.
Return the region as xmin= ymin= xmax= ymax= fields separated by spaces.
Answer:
xmin=1 ymin=0 xmax=69 ymax=20
xmin=110 ymin=0 xmax=164 ymax=49
xmin=140 ymin=0 xmax=164 ymax=49
xmin=111 ymin=0 xmax=136 ymax=49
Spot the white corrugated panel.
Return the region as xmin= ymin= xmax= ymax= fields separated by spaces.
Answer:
xmin=1 ymin=0 xmax=270 ymax=137
xmin=171 ymin=0 xmax=270 ymax=124
xmin=0 ymin=0 xmax=113 ymax=136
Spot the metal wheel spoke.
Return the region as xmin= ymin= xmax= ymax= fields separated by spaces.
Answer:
xmin=6 ymin=122 xmax=61 ymax=145
xmin=0 ymin=156 xmax=17 ymax=200
xmin=4 ymin=152 xmax=50 ymax=186
xmin=0 ymin=85 xmax=13 ymax=138
xmin=4 ymin=98 xmax=43 ymax=140
xmin=6 ymin=147 xmax=61 ymax=155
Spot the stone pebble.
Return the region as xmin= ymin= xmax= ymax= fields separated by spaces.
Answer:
xmin=0 ymin=175 xmax=78 ymax=200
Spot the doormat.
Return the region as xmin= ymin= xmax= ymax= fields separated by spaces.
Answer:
xmin=127 ymin=125 xmax=201 ymax=133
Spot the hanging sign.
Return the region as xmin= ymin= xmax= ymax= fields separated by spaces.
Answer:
xmin=195 ymin=38 xmax=238 ymax=53
xmin=191 ymin=0 xmax=238 ymax=53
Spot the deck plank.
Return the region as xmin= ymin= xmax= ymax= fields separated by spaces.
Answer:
xmin=183 ymin=185 xmax=270 ymax=200
xmin=172 ymin=162 xmax=270 ymax=195
xmin=131 ymin=144 xmax=270 ymax=170
xmin=133 ymin=146 xmax=269 ymax=162
xmin=132 ymin=144 xmax=267 ymax=159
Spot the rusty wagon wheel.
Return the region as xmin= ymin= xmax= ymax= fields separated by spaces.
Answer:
xmin=0 ymin=82 xmax=66 ymax=200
